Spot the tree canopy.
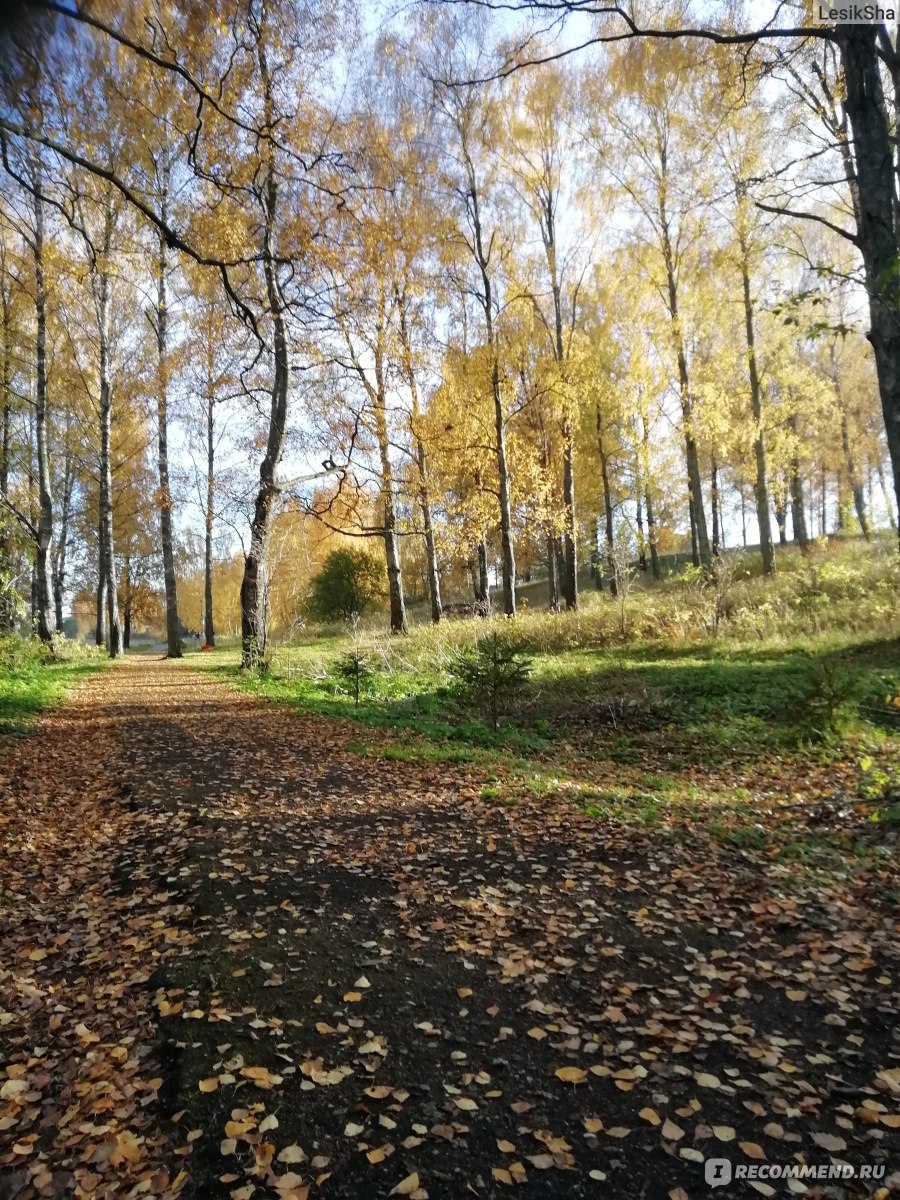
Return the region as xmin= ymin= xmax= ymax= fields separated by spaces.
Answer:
xmin=0 ymin=0 xmax=896 ymax=658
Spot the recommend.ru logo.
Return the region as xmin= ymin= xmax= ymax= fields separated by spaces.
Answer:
xmin=704 ymin=1159 xmax=885 ymax=1188
xmin=705 ymin=1158 xmax=733 ymax=1187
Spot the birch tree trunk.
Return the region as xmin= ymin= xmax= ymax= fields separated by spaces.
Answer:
xmin=98 ymin=286 xmax=122 ymax=657
xmin=155 ymin=211 xmax=182 ymax=656
xmin=477 ymin=538 xmax=490 ymax=614
xmin=562 ymin=434 xmax=577 ymax=609
xmin=52 ymin=445 xmax=74 ymax=632
xmin=838 ymin=25 xmax=900 ymax=552
xmin=372 ymin=344 xmax=408 ymax=635
xmin=877 ymin=461 xmax=897 ymax=528
xmin=645 ymin=487 xmax=662 ymax=581
xmin=460 ymin=135 xmax=516 ymax=615
xmin=596 ymin=403 xmax=618 ymax=597
xmin=542 ymin=196 xmax=577 ymax=610
xmin=95 ymin=572 xmax=107 ymax=647
xmin=31 ymin=184 xmax=53 ymax=644
xmin=711 ymin=457 xmax=721 ymax=557
xmin=0 ymin=263 xmax=14 ymax=633
xmin=738 ymin=222 xmax=775 ymax=574
xmin=240 ymin=25 xmax=288 ymax=669
xmin=240 ymin=270 xmax=286 ymax=667
xmin=791 ymin=468 xmax=809 ymax=548
xmin=397 ymin=291 xmax=441 ymax=622
xmin=829 ymin=341 xmax=870 ymax=538
xmin=658 ymin=149 xmax=710 ymax=566
xmin=122 ymin=556 xmax=131 ymax=650
xmin=490 ymin=357 xmax=516 ymax=615
xmin=546 ymin=534 xmax=560 ymax=609
xmin=639 ymin=414 xmax=661 ymax=581
xmin=204 ymin=392 xmax=215 ymax=647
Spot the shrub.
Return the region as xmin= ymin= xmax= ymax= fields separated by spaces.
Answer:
xmin=0 ymin=635 xmax=50 ymax=672
xmin=796 ymin=658 xmax=861 ymax=740
xmin=331 ymin=647 xmax=375 ymax=706
xmin=49 ymin=633 xmax=104 ymax=663
xmin=447 ymin=631 xmax=533 ymax=730
xmin=308 ymin=547 xmax=384 ymax=623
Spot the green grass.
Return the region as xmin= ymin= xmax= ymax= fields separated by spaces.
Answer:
xmin=187 ymin=539 xmax=900 ymax=861
xmin=0 ymin=646 xmax=105 ymax=737
xmin=198 ymin=645 xmax=556 ymax=756
xmin=193 ymin=627 xmax=900 ymax=760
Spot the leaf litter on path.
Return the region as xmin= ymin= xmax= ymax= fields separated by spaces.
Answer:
xmin=1 ymin=657 xmax=898 ymax=1199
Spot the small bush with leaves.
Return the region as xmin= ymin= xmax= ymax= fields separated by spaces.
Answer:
xmin=447 ymin=631 xmax=533 ymax=730
xmin=797 ymin=658 xmax=861 ymax=740
xmin=0 ymin=635 xmax=51 ymax=672
xmin=48 ymin=634 xmax=103 ymax=663
xmin=309 ymin=548 xmax=384 ymax=623
xmin=332 ymin=648 xmax=376 ymax=706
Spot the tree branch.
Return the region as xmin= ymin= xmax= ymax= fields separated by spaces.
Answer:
xmin=755 ymin=200 xmax=859 ymax=245
xmin=0 ymin=115 xmax=266 ymax=335
xmin=429 ymin=1 xmax=833 ymax=84
xmin=0 ymin=490 xmax=39 ymax=540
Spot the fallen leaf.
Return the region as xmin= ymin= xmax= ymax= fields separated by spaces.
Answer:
xmin=526 ymin=1154 xmax=554 ymax=1169
xmin=277 ymin=1145 xmax=306 ymax=1164
xmin=554 ymin=1066 xmax=587 ymax=1084
xmin=389 ymin=1172 xmax=420 ymax=1196
xmin=694 ymin=1072 xmax=720 ymax=1089
xmin=739 ymin=1142 xmax=766 ymax=1160
xmin=680 ymin=1148 xmax=704 ymax=1163
xmin=811 ymin=1132 xmax=847 ymax=1152
xmin=240 ymin=1066 xmax=274 ymax=1088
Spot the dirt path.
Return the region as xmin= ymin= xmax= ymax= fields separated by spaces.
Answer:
xmin=1 ymin=658 xmax=898 ymax=1200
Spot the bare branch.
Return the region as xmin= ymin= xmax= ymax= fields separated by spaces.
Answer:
xmin=755 ymin=200 xmax=858 ymax=245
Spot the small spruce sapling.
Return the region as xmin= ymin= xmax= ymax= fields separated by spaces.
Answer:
xmin=608 ymin=533 xmax=638 ymax=637
xmin=800 ymin=658 xmax=860 ymax=740
xmin=333 ymin=647 xmax=374 ymax=706
xmin=448 ymin=631 xmax=532 ymax=730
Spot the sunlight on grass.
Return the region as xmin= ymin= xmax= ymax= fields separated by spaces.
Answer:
xmin=187 ymin=540 xmax=900 ymax=857
xmin=0 ymin=640 xmax=106 ymax=738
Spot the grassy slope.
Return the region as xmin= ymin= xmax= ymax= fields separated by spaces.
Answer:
xmin=188 ymin=541 xmax=900 ymax=861
xmin=194 ymin=632 xmax=900 ymax=751
xmin=0 ymin=653 xmax=105 ymax=737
